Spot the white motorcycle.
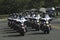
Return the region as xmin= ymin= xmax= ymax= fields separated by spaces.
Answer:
xmin=40 ymin=14 xmax=52 ymax=34
xmin=8 ymin=15 xmax=18 ymax=28
xmin=14 ymin=17 xmax=27 ymax=36
xmin=26 ymin=14 xmax=41 ymax=31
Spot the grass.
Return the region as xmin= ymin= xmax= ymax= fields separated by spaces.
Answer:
xmin=52 ymin=25 xmax=60 ymax=29
xmin=55 ymin=16 xmax=60 ymax=18
xmin=0 ymin=15 xmax=8 ymax=19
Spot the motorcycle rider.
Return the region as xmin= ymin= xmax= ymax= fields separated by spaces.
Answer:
xmin=40 ymin=13 xmax=52 ymax=33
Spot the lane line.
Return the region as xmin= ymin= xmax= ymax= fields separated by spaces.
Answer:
xmin=52 ymin=25 xmax=60 ymax=29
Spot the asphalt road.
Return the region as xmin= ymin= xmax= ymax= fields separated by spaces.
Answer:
xmin=0 ymin=18 xmax=60 ymax=40
xmin=51 ymin=18 xmax=60 ymax=26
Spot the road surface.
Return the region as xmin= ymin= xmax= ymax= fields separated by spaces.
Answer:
xmin=0 ymin=18 xmax=60 ymax=40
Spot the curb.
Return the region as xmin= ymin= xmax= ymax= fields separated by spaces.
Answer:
xmin=52 ymin=25 xmax=60 ymax=29
xmin=0 ymin=19 xmax=7 ymax=21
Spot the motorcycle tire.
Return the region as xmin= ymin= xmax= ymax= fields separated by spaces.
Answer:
xmin=35 ymin=25 xmax=40 ymax=31
xmin=20 ymin=31 xmax=25 ymax=36
xmin=44 ymin=27 xmax=50 ymax=34
xmin=18 ymin=29 xmax=25 ymax=36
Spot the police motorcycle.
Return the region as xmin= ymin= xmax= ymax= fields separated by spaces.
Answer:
xmin=8 ymin=13 xmax=16 ymax=27
xmin=8 ymin=14 xmax=12 ymax=27
xmin=46 ymin=7 xmax=55 ymax=17
xmin=14 ymin=16 xmax=27 ymax=36
xmin=25 ymin=13 xmax=32 ymax=27
xmin=40 ymin=14 xmax=52 ymax=34
xmin=30 ymin=14 xmax=41 ymax=31
xmin=8 ymin=13 xmax=19 ymax=28
xmin=24 ymin=11 xmax=35 ymax=28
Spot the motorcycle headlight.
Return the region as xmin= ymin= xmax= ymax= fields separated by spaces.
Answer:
xmin=46 ymin=21 xmax=49 ymax=24
xmin=37 ymin=20 xmax=39 ymax=22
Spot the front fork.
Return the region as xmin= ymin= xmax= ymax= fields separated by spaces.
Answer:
xmin=22 ymin=25 xmax=27 ymax=32
xmin=40 ymin=24 xmax=51 ymax=31
xmin=45 ymin=24 xmax=51 ymax=31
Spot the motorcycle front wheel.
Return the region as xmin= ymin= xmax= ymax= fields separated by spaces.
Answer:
xmin=44 ymin=27 xmax=50 ymax=34
xmin=19 ymin=29 xmax=25 ymax=36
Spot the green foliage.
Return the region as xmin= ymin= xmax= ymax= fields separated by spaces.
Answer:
xmin=0 ymin=0 xmax=60 ymax=14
